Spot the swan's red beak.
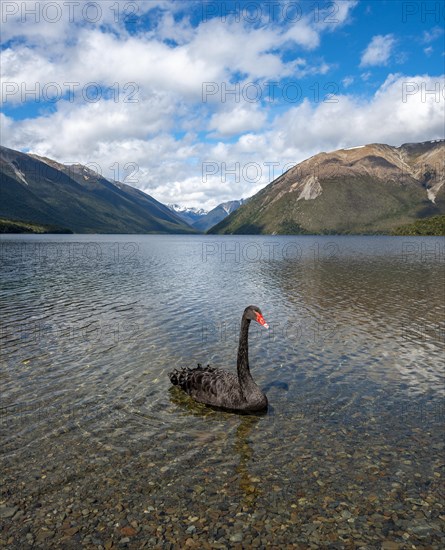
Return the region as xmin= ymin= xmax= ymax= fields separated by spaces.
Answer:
xmin=255 ymin=312 xmax=269 ymax=329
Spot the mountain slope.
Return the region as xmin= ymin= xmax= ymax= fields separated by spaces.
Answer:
xmin=0 ymin=146 xmax=194 ymax=234
xmin=168 ymin=204 xmax=208 ymax=226
xmin=192 ymin=199 xmax=245 ymax=231
xmin=167 ymin=199 xmax=246 ymax=231
xmin=209 ymin=141 xmax=445 ymax=234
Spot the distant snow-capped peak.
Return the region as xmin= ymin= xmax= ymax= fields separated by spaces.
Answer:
xmin=168 ymin=204 xmax=208 ymax=215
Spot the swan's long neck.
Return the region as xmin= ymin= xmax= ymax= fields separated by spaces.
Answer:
xmin=237 ymin=316 xmax=255 ymax=390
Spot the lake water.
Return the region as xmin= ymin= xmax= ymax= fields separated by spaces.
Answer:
xmin=1 ymin=235 xmax=444 ymax=548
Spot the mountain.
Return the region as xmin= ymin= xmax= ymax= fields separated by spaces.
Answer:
xmin=208 ymin=140 xmax=445 ymax=235
xmin=167 ymin=199 xmax=245 ymax=231
xmin=0 ymin=146 xmax=195 ymax=234
xmin=192 ymin=199 xmax=246 ymax=231
xmin=167 ymin=204 xmax=208 ymax=226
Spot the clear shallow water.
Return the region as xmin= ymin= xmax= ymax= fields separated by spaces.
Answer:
xmin=0 ymin=235 xmax=444 ymax=548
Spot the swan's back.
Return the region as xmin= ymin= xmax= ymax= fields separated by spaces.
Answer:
xmin=169 ymin=364 xmax=267 ymax=412
xmin=169 ymin=364 xmax=242 ymax=409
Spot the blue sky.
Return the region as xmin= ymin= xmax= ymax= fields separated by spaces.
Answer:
xmin=1 ymin=0 xmax=444 ymax=208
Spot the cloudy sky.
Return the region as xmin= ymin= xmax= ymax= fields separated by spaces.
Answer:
xmin=1 ymin=0 xmax=444 ymax=209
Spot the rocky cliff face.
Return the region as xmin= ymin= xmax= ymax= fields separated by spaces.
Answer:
xmin=209 ymin=140 xmax=444 ymax=234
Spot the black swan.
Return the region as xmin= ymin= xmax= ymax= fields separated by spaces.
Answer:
xmin=169 ymin=305 xmax=269 ymax=412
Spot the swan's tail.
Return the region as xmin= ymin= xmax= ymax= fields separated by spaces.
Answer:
xmin=168 ymin=369 xmax=182 ymax=386
xmin=168 ymin=364 xmax=210 ymax=390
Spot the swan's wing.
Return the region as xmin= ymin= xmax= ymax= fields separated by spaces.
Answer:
xmin=169 ymin=365 xmax=241 ymax=407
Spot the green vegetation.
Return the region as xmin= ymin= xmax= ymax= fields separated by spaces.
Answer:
xmin=209 ymin=176 xmax=442 ymax=235
xmin=278 ymin=220 xmax=312 ymax=234
xmin=0 ymin=218 xmax=73 ymax=234
xmin=392 ymin=215 xmax=445 ymax=236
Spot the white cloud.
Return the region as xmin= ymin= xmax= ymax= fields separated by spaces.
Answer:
xmin=1 ymin=0 xmax=358 ymax=97
xmin=188 ymin=19 xmax=288 ymax=80
xmin=282 ymin=20 xmax=321 ymax=50
xmin=422 ymin=27 xmax=444 ymax=44
xmin=282 ymin=0 xmax=357 ymax=49
xmin=275 ymin=74 xmax=445 ymax=151
xmin=0 ymin=30 xmax=222 ymax=105
xmin=1 ymin=18 xmax=306 ymax=107
xmin=314 ymin=0 xmax=358 ymax=32
xmin=0 ymin=0 xmax=175 ymax=45
xmin=209 ymin=104 xmax=267 ymax=136
xmin=360 ymin=34 xmax=396 ymax=67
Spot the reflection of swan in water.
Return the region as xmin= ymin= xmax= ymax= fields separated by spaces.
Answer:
xmin=168 ymin=388 xmax=264 ymax=507
xmin=233 ymin=415 xmax=263 ymax=509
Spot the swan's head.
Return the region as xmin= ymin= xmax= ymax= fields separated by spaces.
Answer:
xmin=245 ymin=305 xmax=269 ymax=329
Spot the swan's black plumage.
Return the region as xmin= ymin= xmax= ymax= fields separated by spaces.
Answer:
xmin=169 ymin=306 xmax=268 ymax=412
